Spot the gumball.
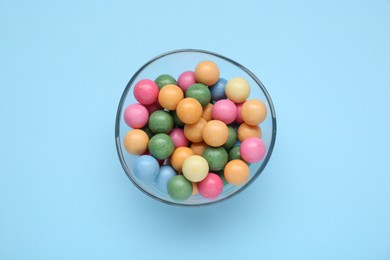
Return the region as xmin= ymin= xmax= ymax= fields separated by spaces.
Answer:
xmin=225 ymin=77 xmax=250 ymax=103
xmin=216 ymin=171 xmax=229 ymax=186
xmin=176 ymin=98 xmax=203 ymax=124
xmin=228 ymin=146 xmax=242 ymax=161
xmin=148 ymin=133 xmax=175 ymax=160
xmin=133 ymin=79 xmax=159 ymax=105
xmin=211 ymin=99 xmax=237 ymax=124
xmin=133 ymin=155 xmax=159 ymax=182
xmin=235 ymin=103 xmax=244 ymax=124
xmin=194 ymin=60 xmax=220 ymax=86
xmin=241 ymin=99 xmax=267 ymax=125
xmin=223 ymin=126 xmax=238 ymax=150
xmin=167 ymin=175 xmax=193 ymax=201
xmin=123 ymin=129 xmax=149 ymax=155
xmin=177 ymin=71 xmax=196 ymax=92
xmin=145 ymin=100 xmax=163 ymax=114
xmin=182 ymin=155 xmax=209 ymax=182
xmin=240 ymin=137 xmax=266 ymax=163
xmin=192 ymin=182 xmax=198 ymax=195
xmin=197 ymin=173 xmax=223 ymax=199
xmin=184 ymin=118 xmax=207 ymax=143
xmin=171 ymin=147 xmax=194 ymax=172
xmin=202 ymin=120 xmax=229 ymax=147
xmin=141 ymin=125 xmax=153 ymax=139
xmin=171 ymin=110 xmax=185 ymax=127
xmin=148 ymin=110 xmax=174 ymax=134
xmin=185 ymin=83 xmax=211 ymax=107
xmin=124 ymin=103 xmax=149 ymax=129
xmin=202 ymin=147 xmax=228 ymax=171
xmin=238 ymin=123 xmax=262 ymax=142
xmin=190 ymin=142 xmax=208 ymax=156
xmin=224 ymin=159 xmax=250 ymax=185
xmin=201 ymin=103 xmax=213 ymax=121
xmin=169 ymin=128 xmax=189 ymax=148
xmin=209 ymin=78 xmax=227 ymax=102
xmin=158 ymin=84 xmax=184 ymax=110
xmin=155 ymin=74 xmax=178 ymax=89
xmin=155 ymin=165 xmax=176 ymax=193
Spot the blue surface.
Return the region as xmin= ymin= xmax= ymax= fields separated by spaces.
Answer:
xmin=1 ymin=0 xmax=390 ymax=259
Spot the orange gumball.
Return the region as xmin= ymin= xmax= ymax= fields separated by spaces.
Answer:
xmin=237 ymin=123 xmax=262 ymax=142
xmin=171 ymin=147 xmax=194 ymax=172
xmin=184 ymin=118 xmax=207 ymax=143
xmin=224 ymin=159 xmax=250 ymax=185
xmin=201 ymin=103 xmax=213 ymax=121
xmin=202 ymin=120 xmax=228 ymax=147
xmin=176 ymin=98 xmax=203 ymax=124
xmin=158 ymin=84 xmax=184 ymax=110
xmin=123 ymin=129 xmax=149 ymax=155
xmin=241 ymin=99 xmax=267 ymax=126
xmin=192 ymin=182 xmax=198 ymax=195
xmin=194 ymin=60 xmax=220 ymax=86
xmin=190 ymin=142 xmax=208 ymax=155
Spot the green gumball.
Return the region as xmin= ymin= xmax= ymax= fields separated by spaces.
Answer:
xmin=167 ymin=175 xmax=193 ymax=201
xmin=148 ymin=133 xmax=174 ymax=160
xmin=202 ymin=147 xmax=228 ymax=171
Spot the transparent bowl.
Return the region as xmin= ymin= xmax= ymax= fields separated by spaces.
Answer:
xmin=115 ymin=49 xmax=277 ymax=207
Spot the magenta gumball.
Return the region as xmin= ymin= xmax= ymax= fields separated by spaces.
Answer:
xmin=240 ymin=137 xmax=266 ymax=163
xmin=235 ymin=102 xmax=244 ymax=124
xmin=169 ymin=128 xmax=189 ymax=148
xmin=145 ymin=100 xmax=163 ymax=114
xmin=177 ymin=71 xmax=196 ymax=92
xmin=124 ymin=103 xmax=149 ymax=129
xmin=134 ymin=79 xmax=159 ymax=105
xmin=197 ymin=173 xmax=223 ymax=199
xmin=211 ymin=99 xmax=237 ymax=124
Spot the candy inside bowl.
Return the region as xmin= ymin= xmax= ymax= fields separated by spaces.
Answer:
xmin=115 ymin=49 xmax=276 ymax=207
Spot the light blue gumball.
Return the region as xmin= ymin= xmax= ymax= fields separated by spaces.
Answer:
xmin=155 ymin=165 xmax=176 ymax=194
xmin=132 ymin=155 xmax=160 ymax=183
xmin=209 ymin=78 xmax=227 ymax=102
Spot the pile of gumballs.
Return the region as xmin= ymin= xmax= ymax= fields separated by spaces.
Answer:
xmin=122 ymin=60 xmax=267 ymax=201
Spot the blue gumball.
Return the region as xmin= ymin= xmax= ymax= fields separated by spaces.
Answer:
xmin=209 ymin=78 xmax=227 ymax=102
xmin=155 ymin=165 xmax=176 ymax=194
xmin=132 ymin=155 xmax=160 ymax=183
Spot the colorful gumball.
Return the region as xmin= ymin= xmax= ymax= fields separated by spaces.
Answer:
xmin=209 ymin=78 xmax=227 ymax=101
xmin=211 ymin=99 xmax=237 ymax=124
xmin=224 ymin=159 xmax=250 ymax=185
xmin=184 ymin=118 xmax=207 ymax=143
xmin=190 ymin=142 xmax=208 ymax=156
xmin=192 ymin=182 xmax=198 ymax=195
xmin=155 ymin=74 xmax=178 ymax=89
xmin=148 ymin=133 xmax=175 ymax=160
xmin=194 ymin=60 xmax=220 ymax=86
xmin=145 ymin=100 xmax=163 ymax=114
xmin=158 ymin=84 xmax=184 ymax=110
xmin=225 ymin=77 xmax=250 ymax=103
xmin=202 ymin=147 xmax=228 ymax=171
xmin=171 ymin=147 xmax=194 ymax=172
xmin=201 ymin=103 xmax=213 ymax=121
xmin=148 ymin=110 xmax=174 ymax=134
xmin=241 ymin=99 xmax=267 ymax=125
xmin=155 ymin=165 xmax=176 ymax=193
xmin=133 ymin=155 xmax=160 ymax=182
xmin=235 ymin=103 xmax=244 ymax=124
xmin=228 ymin=146 xmax=242 ymax=161
xmin=176 ymin=98 xmax=203 ymax=124
xmin=237 ymin=123 xmax=262 ymax=142
xmin=182 ymin=155 xmax=209 ymax=182
xmin=124 ymin=103 xmax=149 ymax=129
xmin=240 ymin=137 xmax=266 ymax=163
xmin=177 ymin=71 xmax=196 ymax=92
xmin=223 ymin=126 xmax=237 ymax=150
xmin=197 ymin=173 xmax=223 ymax=199
xmin=167 ymin=175 xmax=193 ymax=201
xmin=202 ymin=120 xmax=229 ymax=147
xmin=133 ymin=79 xmax=159 ymax=105
xmin=185 ymin=83 xmax=211 ymax=107
xmin=169 ymin=128 xmax=189 ymax=148
xmin=123 ymin=129 xmax=149 ymax=155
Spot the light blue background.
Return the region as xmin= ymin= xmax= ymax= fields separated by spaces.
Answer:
xmin=1 ymin=0 xmax=389 ymax=259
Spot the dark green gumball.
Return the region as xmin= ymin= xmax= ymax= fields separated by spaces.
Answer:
xmin=228 ymin=146 xmax=242 ymax=161
xmin=185 ymin=83 xmax=211 ymax=107
xmin=148 ymin=110 xmax=174 ymax=134
xmin=141 ymin=125 xmax=154 ymax=139
xmin=167 ymin=175 xmax=193 ymax=201
xmin=155 ymin=74 xmax=178 ymax=90
xmin=223 ymin=126 xmax=237 ymax=150
xmin=215 ymin=171 xmax=229 ymax=186
xmin=171 ymin=110 xmax=184 ymax=127
xmin=202 ymin=147 xmax=228 ymax=171
xmin=148 ymin=133 xmax=174 ymax=160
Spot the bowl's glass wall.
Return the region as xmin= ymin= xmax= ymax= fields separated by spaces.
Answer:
xmin=116 ymin=50 xmax=276 ymax=206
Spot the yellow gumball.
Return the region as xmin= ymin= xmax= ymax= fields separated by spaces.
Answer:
xmin=225 ymin=77 xmax=250 ymax=103
xmin=182 ymin=155 xmax=209 ymax=182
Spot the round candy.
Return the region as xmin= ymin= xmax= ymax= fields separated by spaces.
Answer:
xmin=197 ymin=173 xmax=223 ymax=199
xmin=124 ymin=103 xmax=149 ymax=129
xmin=185 ymin=83 xmax=211 ymax=107
xmin=123 ymin=129 xmax=149 ymax=155
xmin=158 ymin=84 xmax=184 ymax=110
xmin=235 ymin=103 xmax=244 ymax=124
xmin=223 ymin=126 xmax=237 ymax=150
xmin=202 ymin=147 xmax=228 ymax=171
xmin=211 ymin=99 xmax=237 ymax=124
xmin=145 ymin=100 xmax=163 ymax=114
xmin=201 ymin=103 xmax=213 ymax=121
xmin=190 ymin=142 xmax=208 ymax=155
xmin=176 ymin=98 xmax=203 ymax=124
xmin=224 ymin=159 xmax=250 ymax=185
xmin=194 ymin=60 xmax=220 ymax=86
xmin=216 ymin=171 xmax=229 ymax=186
xmin=171 ymin=110 xmax=185 ymax=127
xmin=240 ymin=137 xmax=266 ymax=163
xmin=133 ymin=79 xmax=159 ymax=105
xmin=148 ymin=110 xmax=174 ymax=134
xmin=238 ymin=123 xmax=262 ymax=142
xmin=169 ymin=128 xmax=189 ymax=148
xmin=171 ymin=147 xmax=194 ymax=172
xmin=177 ymin=71 xmax=196 ymax=92
xmin=148 ymin=133 xmax=175 ymax=160
xmin=225 ymin=77 xmax=250 ymax=103
xmin=155 ymin=74 xmax=178 ymax=90
xmin=209 ymin=78 xmax=227 ymax=102
xmin=182 ymin=155 xmax=209 ymax=182
xmin=133 ymin=155 xmax=160 ymax=183
xmin=167 ymin=175 xmax=193 ymax=201
xmin=184 ymin=118 xmax=207 ymax=143
xmin=202 ymin=120 xmax=229 ymax=147
xmin=192 ymin=182 xmax=198 ymax=195
xmin=228 ymin=146 xmax=242 ymax=161
xmin=155 ymin=165 xmax=176 ymax=193
xmin=241 ymin=99 xmax=267 ymax=125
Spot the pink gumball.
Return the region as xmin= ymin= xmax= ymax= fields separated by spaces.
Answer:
xmin=197 ymin=173 xmax=223 ymax=199
xmin=124 ymin=103 xmax=149 ymax=128
xmin=240 ymin=137 xmax=266 ymax=163
xmin=145 ymin=100 xmax=163 ymax=114
xmin=133 ymin=79 xmax=159 ymax=105
xmin=235 ymin=103 xmax=244 ymax=124
xmin=211 ymin=99 xmax=237 ymax=124
xmin=169 ymin=128 xmax=189 ymax=148
xmin=177 ymin=71 xmax=196 ymax=92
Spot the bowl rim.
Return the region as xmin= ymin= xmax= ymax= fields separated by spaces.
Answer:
xmin=115 ymin=48 xmax=277 ymax=207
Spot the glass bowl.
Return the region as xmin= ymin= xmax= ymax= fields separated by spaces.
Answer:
xmin=115 ymin=49 xmax=277 ymax=207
